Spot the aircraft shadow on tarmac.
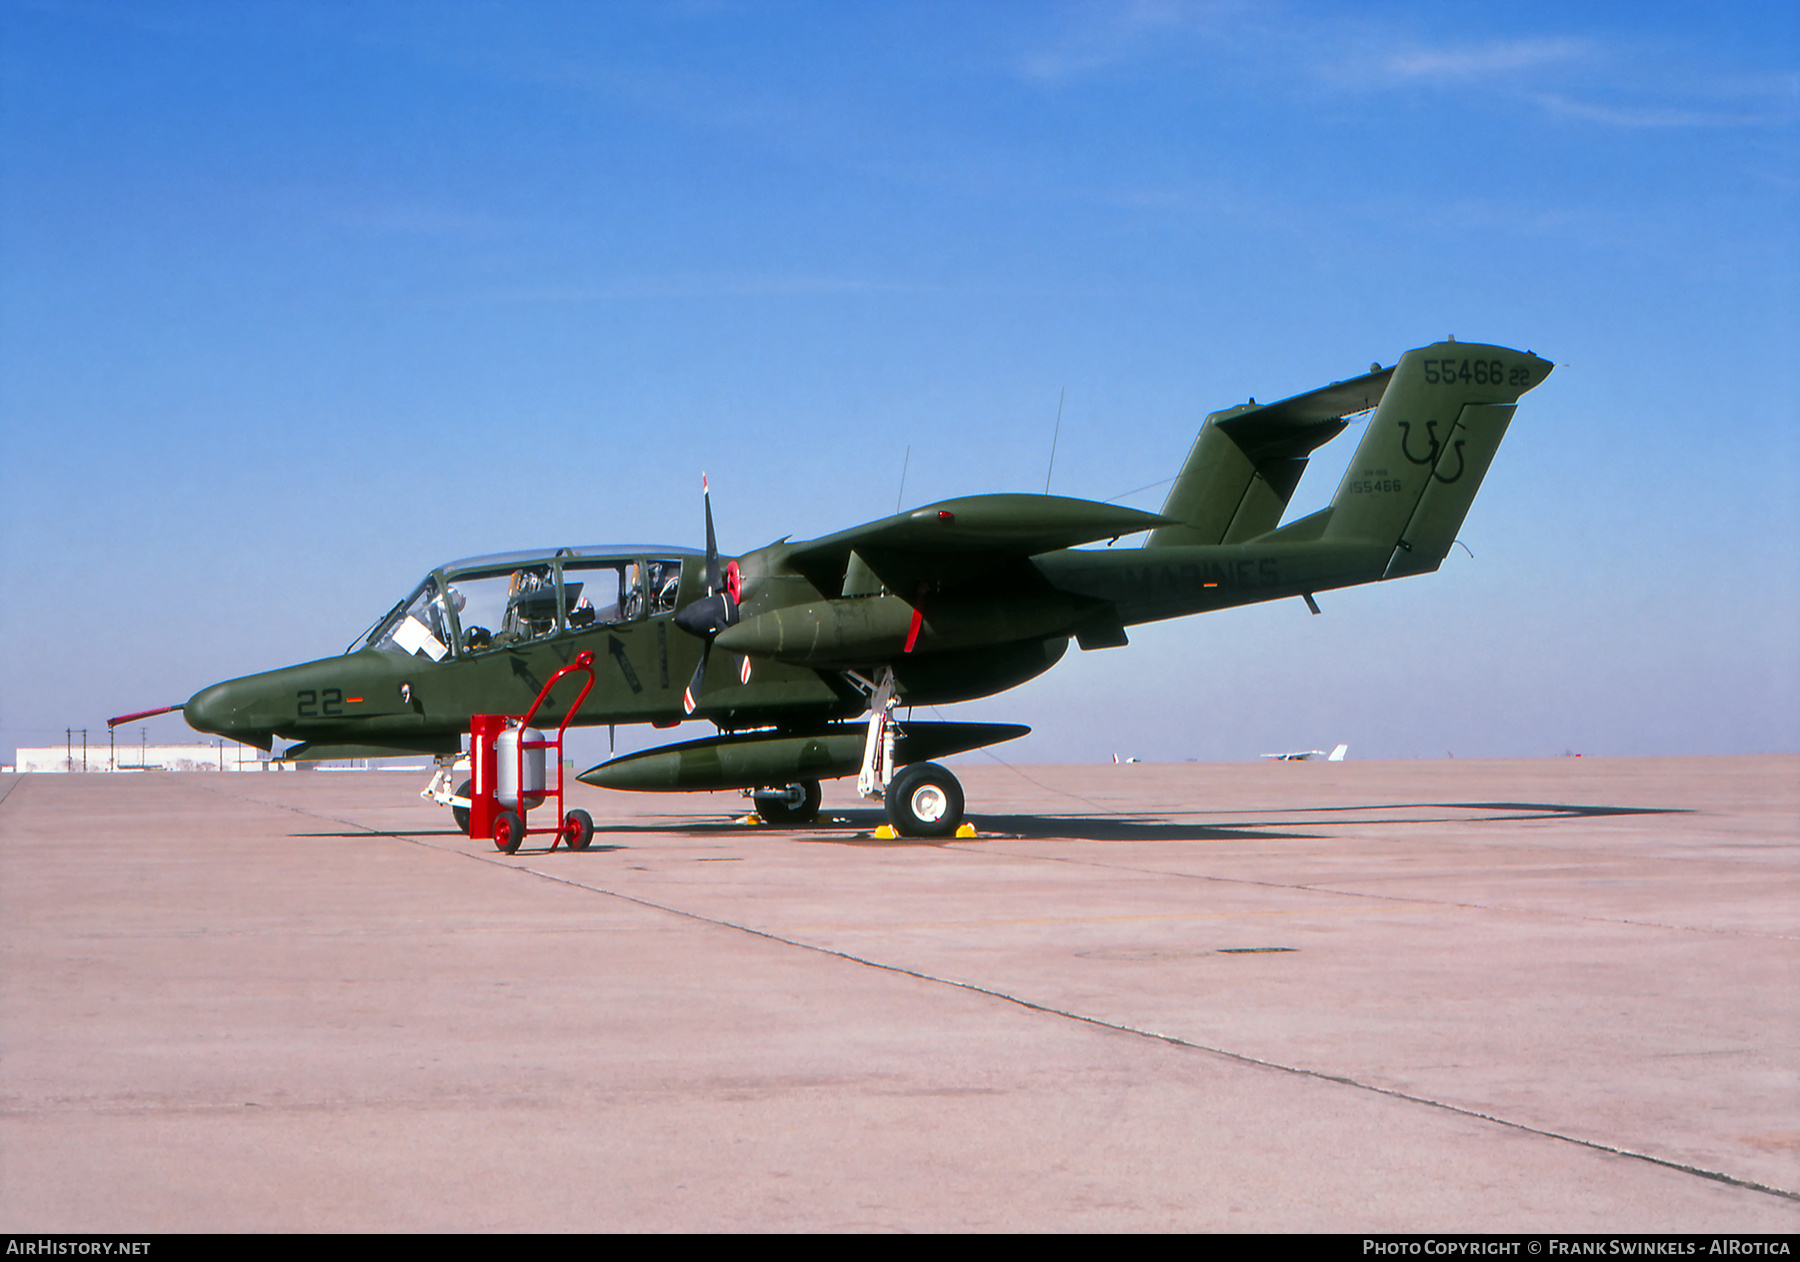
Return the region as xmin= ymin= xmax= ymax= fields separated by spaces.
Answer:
xmin=662 ymin=800 xmax=1686 ymax=845
xmin=1321 ymin=801 xmax=1688 ymax=819
xmin=912 ymin=801 xmax=1685 ymax=843
xmin=288 ymin=801 xmax=1686 ymax=847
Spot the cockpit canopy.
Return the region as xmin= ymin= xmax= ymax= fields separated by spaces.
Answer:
xmin=354 ymin=546 xmax=700 ymax=660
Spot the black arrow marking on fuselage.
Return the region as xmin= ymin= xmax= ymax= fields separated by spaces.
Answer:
xmin=609 ymin=635 xmax=644 ymax=694
xmin=509 ymin=656 xmax=545 ymax=697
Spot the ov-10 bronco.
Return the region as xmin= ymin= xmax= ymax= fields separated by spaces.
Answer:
xmin=119 ymin=340 xmax=1551 ymax=836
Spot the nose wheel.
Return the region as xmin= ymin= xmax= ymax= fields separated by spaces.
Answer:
xmin=753 ymin=780 xmax=822 ymax=825
xmin=451 ymin=780 xmax=473 ymax=834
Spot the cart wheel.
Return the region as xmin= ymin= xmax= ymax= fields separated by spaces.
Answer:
xmin=753 ymin=780 xmax=822 ymax=825
xmin=451 ymin=780 xmax=472 ymax=835
xmin=493 ymin=810 xmax=524 ymax=855
xmin=563 ymin=809 xmax=594 ymax=851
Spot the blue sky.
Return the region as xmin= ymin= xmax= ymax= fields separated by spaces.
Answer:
xmin=2 ymin=0 xmax=1795 ymax=767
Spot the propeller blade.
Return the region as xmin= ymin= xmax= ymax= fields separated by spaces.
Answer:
xmin=675 ymin=477 xmax=740 ymax=636
xmin=702 ymin=473 xmax=722 ymax=596
xmin=678 ymin=474 xmax=748 ymax=713
xmin=683 ymin=647 xmax=709 ymax=715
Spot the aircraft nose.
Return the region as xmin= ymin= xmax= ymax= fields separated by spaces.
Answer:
xmin=183 ymin=682 xmax=238 ymax=735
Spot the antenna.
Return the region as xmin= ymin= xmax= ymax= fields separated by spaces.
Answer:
xmin=1044 ymin=387 xmax=1065 ymax=494
xmin=895 ymin=445 xmax=911 ymax=514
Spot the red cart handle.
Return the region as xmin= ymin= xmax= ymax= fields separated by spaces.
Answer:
xmin=520 ymin=650 xmax=597 ymax=739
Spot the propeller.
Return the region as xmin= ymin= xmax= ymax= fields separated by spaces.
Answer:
xmin=672 ymin=474 xmax=745 ymax=712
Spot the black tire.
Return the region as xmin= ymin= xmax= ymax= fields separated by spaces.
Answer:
xmin=563 ymin=808 xmax=594 ymax=851
xmin=754 ymin=780 xmax=822 ymax=825
xmin=493 ymin=810 xmax=524 ymax=855
xmin=451 ymin=780 xmax=472 ymax=835
xmin=884 ymin=763 xmax=963 ymax=838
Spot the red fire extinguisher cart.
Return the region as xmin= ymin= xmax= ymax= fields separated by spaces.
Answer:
xmin=467 ymin=651 xmax=598 ymax=855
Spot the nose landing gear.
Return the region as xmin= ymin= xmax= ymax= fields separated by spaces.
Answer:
xmin=752 ymin=780 xmax=823 ymax=825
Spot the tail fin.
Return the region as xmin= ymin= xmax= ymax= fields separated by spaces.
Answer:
xmin=1321 ymin=341 xmax=1552 ymax=576
xmin=1328 ymin=743 xmax=1348 ymax=762
xmin=1147 ymin=367 xmax=1392 ymax=547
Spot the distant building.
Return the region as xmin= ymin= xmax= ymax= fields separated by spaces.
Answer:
xmin=12 ymin=742 xmax=270 ymax=773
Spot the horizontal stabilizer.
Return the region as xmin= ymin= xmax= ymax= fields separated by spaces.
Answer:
xmin=1149 ymin=365 xmax=1394 ymax=548
xmin=1221 ymin=366 xmax=1394 ymax=433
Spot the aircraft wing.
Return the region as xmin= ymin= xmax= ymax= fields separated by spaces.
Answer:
xmin=784 ymin=494 xmax=1172 ymax=597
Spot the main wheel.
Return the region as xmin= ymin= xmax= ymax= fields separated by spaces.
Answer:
xmin=753 ymin=780 xmax=822 ymax=826
xmin=884 ymin=763 xmax=964 ymax=838
xmin=563 ymin=808 xmax=594 ymax=851
xmin=451 ymin=780 xmax=472 ymax=835
xmin=493 ymin=810 xmax=524 ymax=855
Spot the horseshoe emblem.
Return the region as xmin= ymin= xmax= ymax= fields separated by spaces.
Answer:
xmin=1398 ymin=419 xmax=1441 ymax=466
xmin=1432 ymin=439 xmax=1466 ymax=484
xmin=1398 ymin=420 xmax=1466 ymax=484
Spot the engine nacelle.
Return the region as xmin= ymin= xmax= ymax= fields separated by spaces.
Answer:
xmin=714 ymin=593 xmax=1094 ymax=668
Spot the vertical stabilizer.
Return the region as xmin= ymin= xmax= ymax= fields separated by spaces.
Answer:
xmin=1322 ymin=342 xmax=1552 ymax=575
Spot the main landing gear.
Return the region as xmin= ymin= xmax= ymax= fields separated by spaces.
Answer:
xmin=883 ymin=761 xmax=964 ymax=838
xmin=851 ymin=666 xmax=968 ymax=838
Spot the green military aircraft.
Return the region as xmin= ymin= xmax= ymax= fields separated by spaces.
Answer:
xmin=117 ymin=339 xmax=1551 ymax=837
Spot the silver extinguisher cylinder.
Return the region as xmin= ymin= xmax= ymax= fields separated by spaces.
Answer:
xmin=495 ymin=725 xmax=547 ymax=810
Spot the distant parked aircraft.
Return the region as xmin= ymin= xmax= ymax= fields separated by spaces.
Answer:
xmin=1262 ymin=744 xmax=1348 ymax=762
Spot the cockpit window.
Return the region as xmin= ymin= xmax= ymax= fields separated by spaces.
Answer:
xmin=646 ymin=558 xmax=684 ymax=615
xmin=355 ymin=555 xmax=692 ymax=659
xmin=364 ymin=578 xmax=455 ymax=661
xmin=562 ymin=560 xmax=640 ymax=627
xmin=447 ymin=567 xmax=563 ymax=654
